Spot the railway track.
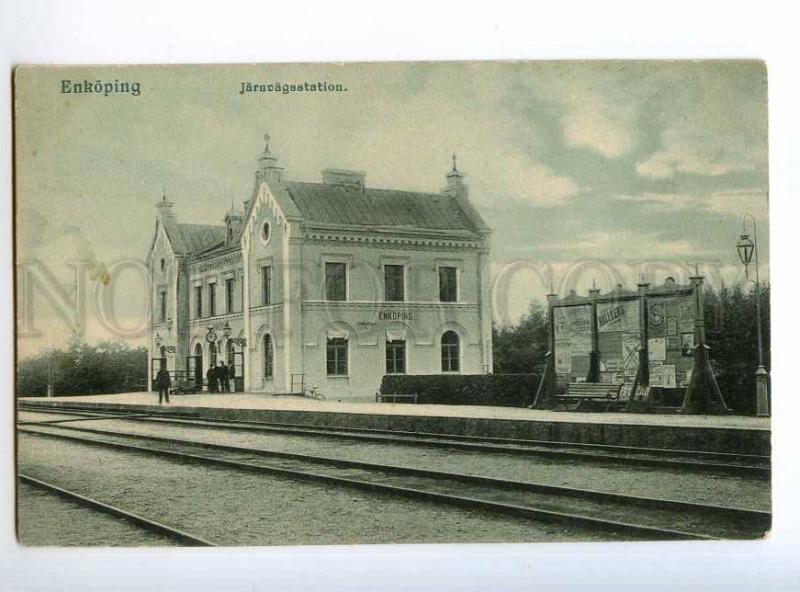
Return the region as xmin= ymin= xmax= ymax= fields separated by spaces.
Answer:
xmin=19 ymin=473 xmax=217 ymax=546
xmin=18 ymin=404 xmax=771 ymax=478
xmin=18 ymin=420 xmax=771 ymax=541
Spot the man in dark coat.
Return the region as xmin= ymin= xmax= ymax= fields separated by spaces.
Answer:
xmin=206 ymin=365 xmax=217 ymax=393
xmin=218 ymin=361 xmax=229 ymax=393
xmin=155 ymin=367 xmax=171 ymax=405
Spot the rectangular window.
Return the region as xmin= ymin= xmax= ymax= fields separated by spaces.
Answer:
xmin=325 ymin=262 xmax=347 ymax=301
xmin=208 ymin=283 xmax=216 ymax=317
xmin=225 ymin=278 xmax=235 ymax=313
xmin=439 ymin=266 xmax=458 ymax=302
xmin=385 ymin=340 xmax=406 ymax=374
xmin=384 ymin=265 xmax=405 ymax=302
xmin=326 ymin=338 xmax=348 ymax=376
xmin=159 ymin=290 xmax=167 ymax=322
xmin=195 ymin=286 xmax=203 ymax=318
xmin=262 ymin=266 xmax=271 ymax=305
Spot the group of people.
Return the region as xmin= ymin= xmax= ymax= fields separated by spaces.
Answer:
xmin=153 ymin=360 xmax=238 ymax=406
xmin=206 ymin=360 xmax=236 ymax=393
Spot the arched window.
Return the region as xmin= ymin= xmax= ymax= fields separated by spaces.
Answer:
xmin=159 ymin=346 xmax=167 ymax=370
xmin=227 ymin=339 xmax=236 ymax=365
xmin=263 ymin=334 xmax=273 ymax=378
xmin=441 ymin=331 xmax=460 ymax=373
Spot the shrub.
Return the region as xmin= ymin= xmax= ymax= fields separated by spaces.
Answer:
xmin=379 ymin=374 xmax=541 ymax=407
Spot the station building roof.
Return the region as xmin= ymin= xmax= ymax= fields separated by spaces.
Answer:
xmin=283 ymin=181 xmax=482 ymax=234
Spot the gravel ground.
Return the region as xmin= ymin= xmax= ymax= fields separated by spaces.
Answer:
xmin=20 ymin=414 xmax=770 ymax=511
xmin=16 ymin=482 xmax=182 ymax=547
xmin=18 ymin=435 xmax=628 ymax=546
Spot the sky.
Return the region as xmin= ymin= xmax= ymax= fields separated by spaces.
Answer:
xmin=14 ymin=62 xmax=769 ymax=357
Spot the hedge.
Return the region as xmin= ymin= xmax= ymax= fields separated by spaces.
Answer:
xmin=379 ymin=374 xmax=541 ymax=407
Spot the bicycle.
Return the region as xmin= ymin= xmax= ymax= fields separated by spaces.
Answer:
xmin=302 ymin=385 xmax=326 ymax=401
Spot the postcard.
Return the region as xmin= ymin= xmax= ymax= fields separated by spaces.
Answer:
xmin=14 ymin=62 xmax=770 ymax=546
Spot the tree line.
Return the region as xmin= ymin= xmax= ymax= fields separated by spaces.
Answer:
xmin=17 ymin=335 xmax=148 ymax=397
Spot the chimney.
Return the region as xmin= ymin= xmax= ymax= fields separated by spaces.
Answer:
xmin=321 ymin=168 xmax=366 ymax=187
xmin=256 ymin=133 xmax=284 ymax=184
xmin=155 ymin=194 xmax=177 ymax=228
xmin=442 ymin=153 xmax=467 ymax=198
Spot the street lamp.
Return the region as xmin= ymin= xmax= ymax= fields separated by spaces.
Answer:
xmin=222 ymin=320 xmax=247 ymax=347
xmin=736 ymin=215 xmax=769 ymax=417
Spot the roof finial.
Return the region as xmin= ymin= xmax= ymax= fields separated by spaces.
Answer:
xmin=451 ymin=153 xmax=458 ymax=172
xmin=263 ymin=132 xmax=271 ymax=155
xmin=592 ymin=278 xmax=597 ymax=290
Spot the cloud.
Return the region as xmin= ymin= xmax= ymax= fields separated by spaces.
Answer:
xmin=635 ymin=64 xmax=767 ymax=180
xmin=612 ymin=188 xmax=768 ymax=222
xmin=613 ymin=192 xmax=696 ymax=209
xmin=563 ymin=101 xmax=633 ymax=159
xmin=705 ymin=189 xmax=769 ymax=221
xmin=635 ymin=138 xmax=742 ymax=179
xmin=474 ymin=154 xmax=582 ymax=208
xmin=533 ymin=229 xmax=695 ymax=259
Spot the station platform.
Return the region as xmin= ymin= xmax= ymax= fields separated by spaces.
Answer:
xmin=18 ymin=392 xmax=771 ymax=455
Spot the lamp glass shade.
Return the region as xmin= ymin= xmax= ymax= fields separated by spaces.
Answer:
xmin=222 ymin=321 xmax=232 ymax=339
xmin=736 ymin=234 xmax=755 ymax=265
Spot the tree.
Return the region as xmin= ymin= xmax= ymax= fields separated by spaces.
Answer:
xmin=704 ymin=283 xmax=770 ymax=414
xmin=492 ymin=301 xmax=549 ymax=375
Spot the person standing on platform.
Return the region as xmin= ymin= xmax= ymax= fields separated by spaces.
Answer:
xmin=219 ymin=361 xmax=229 ymax=393
xmin=228 ymin=361 xmax=236 ymax=393
xmin=155 ymin=367 xmax=171 ymax=405
xmin=206 ymin=365 xmax=217 ymax=393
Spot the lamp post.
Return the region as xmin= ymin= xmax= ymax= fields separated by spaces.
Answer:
xmin=736 ymin=215 xmax=769 ymax=417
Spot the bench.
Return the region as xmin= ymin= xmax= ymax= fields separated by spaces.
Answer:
xmin=555 ymin=382 xmax=624 ymax=411
xmin=376 ymin=392 xmax=418 ymax=404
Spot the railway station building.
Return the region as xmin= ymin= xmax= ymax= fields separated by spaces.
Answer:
xmin=147 ymin=138 xmax=493 ymax=399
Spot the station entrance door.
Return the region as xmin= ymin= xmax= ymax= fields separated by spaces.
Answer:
xmin=232 ymin=351 xmax=245 ymax=392
xmin=186 ymin=355 xmax=203 ymax=390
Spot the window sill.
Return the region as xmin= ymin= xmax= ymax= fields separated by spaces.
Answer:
xmin=326 ymin=374 xmax=350 ymax=379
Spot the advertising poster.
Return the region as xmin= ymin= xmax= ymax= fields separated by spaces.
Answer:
xmin=597 ymin=300 xmax=639 ymax=333
xmin=649 ymin=337 xmax=667 ymax=361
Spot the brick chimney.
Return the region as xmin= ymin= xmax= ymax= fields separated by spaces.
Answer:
xmin=321 ymin=168 xmax=366 ymax=187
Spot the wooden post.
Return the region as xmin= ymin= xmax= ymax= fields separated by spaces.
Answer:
xmin=682 ymin=275 xmax=730 ymax=414
xmin=587 ymin=286 xmax=601 ymax=383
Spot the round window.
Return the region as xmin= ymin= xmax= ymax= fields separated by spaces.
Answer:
xmin=261 ymin=222 xmax=271 ymax=244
